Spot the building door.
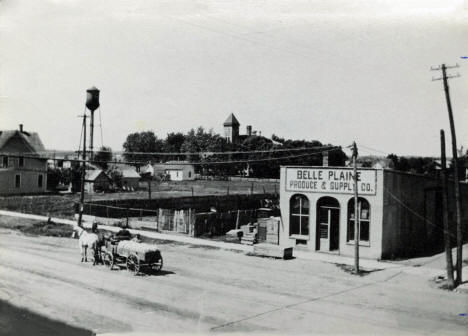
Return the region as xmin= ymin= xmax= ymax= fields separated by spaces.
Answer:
xmin=316 ymin=197 xmax=340 ymax=251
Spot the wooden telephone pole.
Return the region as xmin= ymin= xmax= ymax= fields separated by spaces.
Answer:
xmin=77 ymin=113 xmax=87 ymax=228
xmin=432 ymin=64 xmax=463 ymax=285
xmin=352 ymin=142 xmax=360 ymax=274
xmin=440 ymin=130 xmax=455 ymax=289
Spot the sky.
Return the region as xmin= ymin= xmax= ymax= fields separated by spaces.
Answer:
xmin=1 ymin=0 xmax=467 ymax=157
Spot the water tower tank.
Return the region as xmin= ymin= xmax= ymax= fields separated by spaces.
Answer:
xmin=86 ymin=87 xmax=100 ymax=111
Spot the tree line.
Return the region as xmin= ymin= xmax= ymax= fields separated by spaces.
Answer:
xmin=46 ymin=128 xmax=466 ymax=190
xmin=121 ymin=127 xmax=348 ymax=178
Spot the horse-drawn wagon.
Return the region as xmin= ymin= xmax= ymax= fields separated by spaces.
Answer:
xmin=101 ymin=239 xmax=163 ymax=275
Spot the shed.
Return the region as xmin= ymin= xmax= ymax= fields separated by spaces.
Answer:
xmin=121 ymin=168 xmax=141 ymax=190
xmin=84 ymin=169 xmax=111 ymax=193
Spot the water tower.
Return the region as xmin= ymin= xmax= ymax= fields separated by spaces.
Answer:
xmin=86 ymin=87 xmax=100 ymax=160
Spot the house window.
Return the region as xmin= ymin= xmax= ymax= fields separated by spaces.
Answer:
xmin=15 ymin=174 xmax=21 ymax=188
xmin=290 ymin=194 xmax=309 ymax=236
xmin=19 ymin=157 xmax=24 ymax=167
xmin=2 ymin=156 xmax=8 ymax=168
xmin=347 ymin=197 xmax=370 ymax=243
xmin=38 ymin=174 xmax=43 ymax=188
xmin=188 ymin=171 xmax=192 ymax=178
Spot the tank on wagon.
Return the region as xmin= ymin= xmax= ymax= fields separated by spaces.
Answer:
xmin=101 ymin=240 xmax=163 ymax=275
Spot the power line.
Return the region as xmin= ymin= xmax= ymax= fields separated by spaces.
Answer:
xmin=3 ymin=145 xmax=338 ymax=157
xmin=383 ymin=186 xmax=456 ymax=239
xmin=358 ymin=144 xmax=389 ymax=156
xmin=0 ymin=146 xmax=340 ymax=166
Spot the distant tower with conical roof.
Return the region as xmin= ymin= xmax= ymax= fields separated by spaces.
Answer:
xmin=223 ymin=113 xmax=240 ymax=143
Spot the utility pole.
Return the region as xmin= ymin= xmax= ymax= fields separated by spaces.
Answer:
xmin=352 ymin=141 xmax=360 ymax=274
xmin=77 ymin=114 xmax=87 ymax=228
xmin=432 ymin=64 xmax=462 ymax=285
xmin=440 ymin=130 xmax=455 ymax=289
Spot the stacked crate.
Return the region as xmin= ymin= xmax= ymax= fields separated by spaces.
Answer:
xmin=257 ymin=217 xmax=280 ymax=245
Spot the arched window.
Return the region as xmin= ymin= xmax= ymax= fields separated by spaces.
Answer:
xmin=347 ymin=197 xmax=370 ymax=242
xmin=290 ymin=194 xmax=309 ymax=236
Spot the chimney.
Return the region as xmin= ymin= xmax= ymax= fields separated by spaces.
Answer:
xmin=322 ymin=151 xmax=329 ymax=167
xmin=19 ymin=124 xmax=23 ymax=132
xmin=246 ymin=125 xmax=252 ymax=136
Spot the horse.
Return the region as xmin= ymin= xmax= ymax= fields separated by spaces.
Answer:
xmin=74 ymin=225 xmax=99 ymax=264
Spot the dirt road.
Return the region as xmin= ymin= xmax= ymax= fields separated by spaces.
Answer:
xmin=0 ymin=228 xmax=466 ymax=335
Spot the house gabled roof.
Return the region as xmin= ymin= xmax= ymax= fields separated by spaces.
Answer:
xmin=121 ymin=169 xmax=141 ymax=179
xmin=108 ymin=164 xmax=141 ymax=178
xmin=0 ymin=130 xmax=46 ymax=154
xmin=85 ymin=169 xmax=111 ymax=182
xmin=223 ymin=113 xmax=240 ymax=126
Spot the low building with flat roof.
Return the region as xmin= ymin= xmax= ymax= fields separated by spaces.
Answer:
xmin=153 ymin=161 xmax=195 ymax=181
xmin=279 ymin=166 xmax=468 ymax=260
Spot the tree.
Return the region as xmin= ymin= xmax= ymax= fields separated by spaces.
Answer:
xmin=242 ymin=135 xmax=276 ymax=178
xmin=180 ymin=127 xmax=218 ymax=164
xmin=387 ymin=154 xmax=437 ymax=176
xmin=123 ymin=131 xmax=164 ymax=165
xmin=46 ymin=168 xmax=61 ymax=190
xmin=163 ymin=132 xmax=186 ymax=161
xmin=271 ymin=134 xmax=285 ymax=144
xmin=387 ymin=154 xmax=399 ymax=168
xmin=93 ymin=146 xmax=113 ymax=170
xmin=203 ymin=135 xmax=240 ymax=176
xmin=109 ymin=169 xmax=123 ymax=188
xmin=327 ymin=145 xmax=347 ymax=166
xmin=70 ymin=162 xmax=82 ymax=193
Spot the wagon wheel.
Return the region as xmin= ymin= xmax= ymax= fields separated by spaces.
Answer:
xmin=151 ymin=256 xmax=163 ymax=273
xmin=102 ymin=252 xmax=114 ymax=270
xmin=126 ymin=254 xmax=140 ymax=275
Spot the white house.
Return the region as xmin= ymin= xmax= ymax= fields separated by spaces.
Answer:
xmin=153 ymin=161 xmax=195 ymax=181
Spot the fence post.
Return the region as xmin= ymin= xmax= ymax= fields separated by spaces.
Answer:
xmin=126 ymin=207 xmax=129 ymax=227
xmin=277 ymin=219 xmax=280 ymax=245
xmin=227 ymin=185 xmax=230 ymax=195
xmin=236 ymin=209 xmax=240 ymax=229
xmin=191 ymin=186 xmax=194 ymax=197
xmin=188 ymin=208 xmax=191 ymax=235
xmin=158 ymin=208 xmax=162 ymax=231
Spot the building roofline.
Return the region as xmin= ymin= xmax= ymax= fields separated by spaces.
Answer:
xmin=223 ymin=113 xmax=240 ymax=126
